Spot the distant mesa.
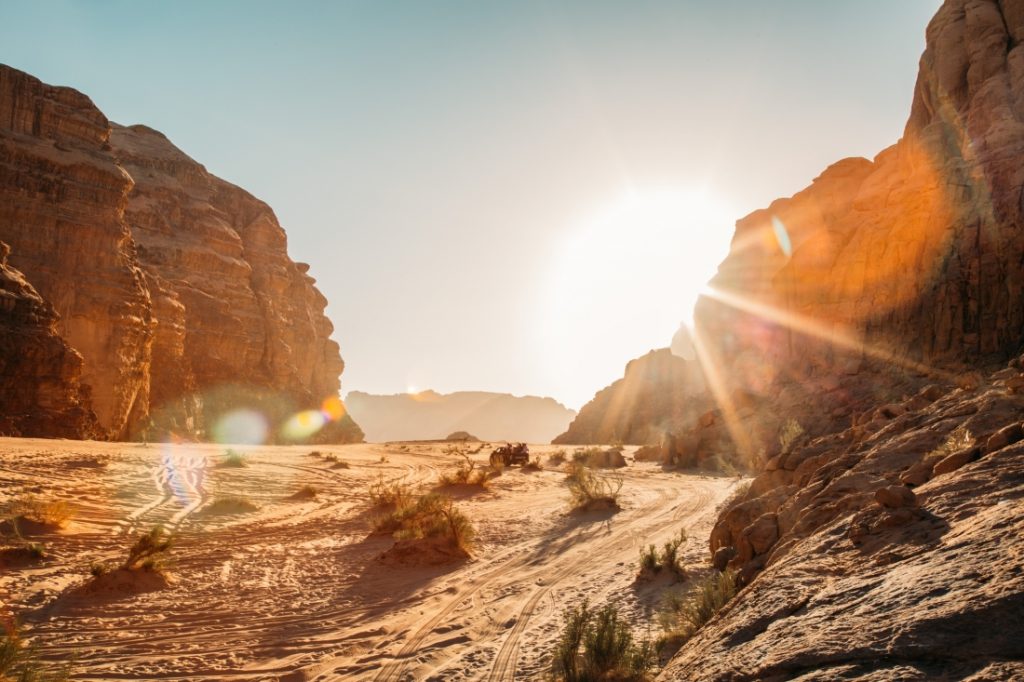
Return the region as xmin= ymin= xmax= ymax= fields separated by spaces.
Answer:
xmin=346 ymin=390 xmax=575 ymax=443
xmin=0 ymin=64 xmax=362 ymax=443
xmin=445 ymin=431 xmax=480 ymax=442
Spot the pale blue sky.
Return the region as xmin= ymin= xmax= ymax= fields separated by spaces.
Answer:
xmin=1 ymin=1 xmax=942 ymax=409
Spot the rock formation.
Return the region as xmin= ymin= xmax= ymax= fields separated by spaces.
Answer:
xmin=0 ymin=64 xmax=361 ymax=443
xmin=553 ymin=349 xmax=702 ymax=445
xmin=658 ymin=0 xmax=1024 ymax=678
xmin=0 ymin=241 xmax=100 ymax=438
xmin=346 ymin=390 xmax=574 ymax=443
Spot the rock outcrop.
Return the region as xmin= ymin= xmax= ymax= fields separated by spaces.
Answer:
xmin=0 ymin=241 xmax=100 ymax=438
xmin=0 ymin=64 xmax=361 ymax=443
xmin=659 ymin=0 xmax=1024 ymax=678
xmin=346 ymin=390 xmax=574 ymax=443
xmin=553 ymin=349 xmax=702 ymax=445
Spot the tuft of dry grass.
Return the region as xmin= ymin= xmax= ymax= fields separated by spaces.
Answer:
xmin=369 ymin=476 xmax=412 ymax=509
xmin=547 ymin=449 xmax=568 ymax=466
xmin=521 ymin=458 xmax=543 ymax=472
xmin=6 ymin=496 xmax=73 ymax=529
xmin=637 ymin=529 xmax=687 ymax=579
xmin=291 ymin=485 xmax=319 ymax=500
xmin=119 ymin=525 xmax=174 ymax=573
xmin=374 ymin=493 xmax=474 ymax=552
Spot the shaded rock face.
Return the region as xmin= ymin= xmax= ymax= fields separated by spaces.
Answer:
xmin=0 ymin=64 xmax=361 ymax=443
xmin=0 ymin=66 xmax=152 ymax=439
xmin=553 ymin=349 xmax=704 ymax=445
xmin=0 ymin=241 xmax=100 ymax=438
xmin=347 ymin=390 xmax=574 ymax=443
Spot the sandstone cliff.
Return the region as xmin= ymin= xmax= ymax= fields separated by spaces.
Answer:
xmin=346 ymin=389 xmax=575 ymax=443
xmin=0 ymin=64 xmax=361 ymax=443
xmin=0 ymin=241 xmax=100 ymax=438
xmin=657 ymin=0 xmax=1024 ymax=678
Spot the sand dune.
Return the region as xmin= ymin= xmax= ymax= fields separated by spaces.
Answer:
xmin=0 ymin=438 xmax=733 ymax=680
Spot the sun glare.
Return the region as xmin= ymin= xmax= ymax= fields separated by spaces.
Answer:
xmin=539 ymin=187 xmax=734 ymax=407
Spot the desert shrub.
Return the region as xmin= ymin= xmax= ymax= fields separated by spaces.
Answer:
xmin=0 ymin=619 xmax=70 ymax=682
xmin=565 ymin=463 xmax=622 ymax=511
xmin=522 ymin=458 xmax=542 ymax=472
xmin=331 ymin=460 xmax=351 ymax=469
xmin=778 ymin=418 xmax=805 ymax=455
xmin=205 ymin=495 xmax=259 ymax=515
xmin=7 ymin=496 xmax=73 ymax=528
xmin=437 ymin=453 xmax=489 ymax=488
xmin=122 ymin=525 xmax=173 ymax=572
xmin=660 ymin=569 xmax=738 ymax=648
xmin=375 ymin=493 xmax=474 ymax=551
xmin=551 ymin=599 xmax=653 ymax=681
xmin=720 ymin=481 xmax=752 ymax=514
xmin=291 ymin=485 xmax=319 ymax=500
xmin=571 ymin=446 xmax=626 ymax=469
xmin=548 ymin=449 xmax=568 ymax=465
xmin=368 ymin=476 xmax=412 ymax=509
xmin=637 ymin=529 xmax=687 ymax=578
xmin=219 ymin=449 xmax=248 ymax=468
xmin=308 ymin=450 xmax=323 ymax=458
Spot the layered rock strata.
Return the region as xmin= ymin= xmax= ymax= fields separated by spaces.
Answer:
xmin=0 ymin=64 xmax=361 ymax=443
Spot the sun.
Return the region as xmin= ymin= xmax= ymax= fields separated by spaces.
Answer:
xmin=538 ymin=186 xmax=735 ymax=407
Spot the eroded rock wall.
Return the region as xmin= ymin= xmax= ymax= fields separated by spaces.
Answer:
xmin=0 ymin=63 xmax=361 ymax=443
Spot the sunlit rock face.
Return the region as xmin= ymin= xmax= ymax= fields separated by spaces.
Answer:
xmin=0 ymin=63 xmax=362 ymax=443
xmin=0 ymin=241 xmax=101 ymax=438
xmin=660 ymin=2 xmax=1024 ymax=678
xmin=0 ymin=66 xmax=153 ymax=439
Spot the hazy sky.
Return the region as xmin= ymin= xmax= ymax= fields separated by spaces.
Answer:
xmin=1 ymin=1 xmax=942 ymax=409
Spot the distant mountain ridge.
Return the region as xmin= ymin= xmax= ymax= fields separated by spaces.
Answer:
xmin=345 ymin=390 xmax=576 ymax=443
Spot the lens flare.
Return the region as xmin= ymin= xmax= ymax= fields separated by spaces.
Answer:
xmin=281 ymin=410 xmax=328 ymax=441
xmin=212 ymin=409 xmax=268 ymax=445
xmin=321 ymin=396 xmax=347 ymax=421
xmin=771 ymin=215 xmax=792 ymax=258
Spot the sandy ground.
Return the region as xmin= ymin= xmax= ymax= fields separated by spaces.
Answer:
xmin=0 ymin=438 xmax=737 ymax=681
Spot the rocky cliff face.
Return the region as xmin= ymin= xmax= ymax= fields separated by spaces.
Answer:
xmin=0 ymin=241 xmax=100 ymax=438
xmin=658 ymin=1 xmax=1024 ymax=678
xmin=0 ymin=64 xmax=361 ymax=443
xmin=347 ymin=390 xmax=574 ymax=443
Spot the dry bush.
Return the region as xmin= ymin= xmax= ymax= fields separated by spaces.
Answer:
xmin=521 ymin=458 xmax=543 ymax=472
xmin=547 ymin=449 xmax=568 ymax=466
xmin=291 ymin=484 xmax=319 ymax=500
xmin=572 ymin=446 xmax=626 ymax=469
xmin=565 ymin=463 xmax=623 ymax=512
xmin=551 ymin=599 xmax=653 ymax=681
xmin=719 ymin=481 xmax=752 ymax=514
xmin=7 ymin=496 xmax=73 ymax=528
xmin=219 ymin=449 xmax=248 ymax=468
xmin=374 ymin=493 xmax=474 ymax=551
xmin=931 ymin=426 xmax=974 ymax=458
xmin=437 ymin=453 xmax=489 ymax=488
xmin=660 ymin=569 xmax=738 ymax=651
xmin=0 ymin=619 xmax=70 ymax=682
xmin=308 ymin=450 xmax=324 ymax=458
xmin=368 ymin=476 xmax=412 ymax=509
xmin=331 ymin=460 xmax=351 ymax=469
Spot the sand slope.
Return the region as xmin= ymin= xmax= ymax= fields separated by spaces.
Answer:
xmin=0 ymin=438 xmax=733 ymax=680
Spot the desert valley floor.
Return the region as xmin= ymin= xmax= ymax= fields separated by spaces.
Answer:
xmin=0 ymin=439 xmax=737 ymax=681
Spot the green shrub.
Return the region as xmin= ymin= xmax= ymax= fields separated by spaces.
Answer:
xmin=219 ymin=449 xmax=248 ymax=468
xmin=551 ymin=599 xmax=653 ymax=681
xmin=637 ymin=529 xmax=687 ymax=578
xmin=638 ymin=544 xmax=659 ymax=574
xmin=122 ymin=525 xmax=173 ymax=572
xmin=660 ymin=569 xmax=738 ymax=648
